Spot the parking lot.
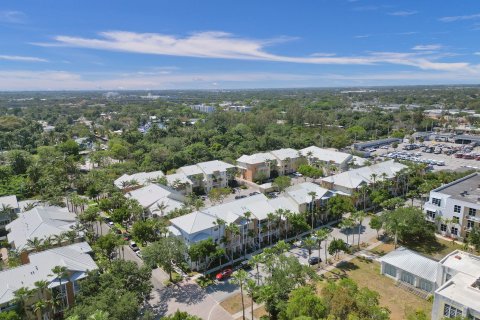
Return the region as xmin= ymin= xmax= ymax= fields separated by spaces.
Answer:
xmin=372 ymin=141 xmax=480 ymax=171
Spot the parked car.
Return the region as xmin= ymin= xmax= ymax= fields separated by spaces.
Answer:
xmin=249 ymin=192 xmax=260 ymax=196
xmin=136 ymin=250 xmax=142 ymax=259
xmin=216 ymin=268 xmax=233 ymax=280
xmin=130 ymin=241 xmax=140 ymax=252
xmin=308 ymin=256 xmax=321 ymax=265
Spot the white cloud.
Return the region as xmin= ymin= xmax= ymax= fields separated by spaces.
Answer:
xmin=0 ymin=55 xmax=48 ymax=62
xmin=34 ymin=30 xmax=469 ymax=72
xmin=354 ymin=34 xmax=370 ymax=39
xmin=412 ymin=44 xmax=443 ymax=51
xmin=439 ymin=13 xmax=480 ymax=22
xmin=389 ymin=11 xmax=418 ymax=17
xmin=475 ymin=52 xmax=480 ymax=56
xmin=0 ymin=10 xmax=26 ymax=23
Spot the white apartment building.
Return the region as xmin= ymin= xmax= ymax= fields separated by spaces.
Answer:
xmin=424 ymin=173 xmax=480 ymax=239
xmin=432 ymin=250 xmax=480 ymax=320
xmin=380 ymin=247 xmax=480 ymax=320
xmin=177 ymin=160 xmax=236 ymax=194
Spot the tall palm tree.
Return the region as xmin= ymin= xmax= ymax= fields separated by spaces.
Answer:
xmin=266 ymin=212 xmax=275 ymax=245
xmin=245 ymin=279 xmax=257 ymax=320
xmin=13 ymin=287 xmax=33 ymax=318
xmin=314 ymin=228 xmax=330 ymax=268
xmin=153 ymin=201 xmax=168 ymax=217
xmin=231 ymin=270 xmax=248 ymax=320
xmin=308 ymin=191 xmax=317 ymax=229
xmin=370 ymin=173 xmax=378 ymax=190
xmin=352 ymin=211 xmax=367 ymax=247
xmin=302 ymin=237 xmax=316 ymax=260
xmin=226 ymin=223 xmax=240 ymax=261
xmin=339 ymin=218 xmax=355 ymax=245
xmin=242 ymin=211 xmax=252 ymax=257
xmin=50 ymin=265 xmax=69 ymax=310
xmin=248 ymin=254 xmax=263 ymax=285
xmin=213 ymin=218 xmax=226 ymax=244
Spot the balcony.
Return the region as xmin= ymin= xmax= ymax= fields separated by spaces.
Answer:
xmin=467 ymin=215 xmax=480 ymax=223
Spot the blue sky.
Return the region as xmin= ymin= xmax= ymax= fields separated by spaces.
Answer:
xmin=1 ymin=0 xmax=480 ymax=90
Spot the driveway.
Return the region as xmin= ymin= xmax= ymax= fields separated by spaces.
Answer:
xmin=150 ymin=280 xmax=233 ymax=320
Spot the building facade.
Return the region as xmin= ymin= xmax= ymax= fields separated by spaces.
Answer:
xmin=424 ymin=173 xmax=480 ymax=239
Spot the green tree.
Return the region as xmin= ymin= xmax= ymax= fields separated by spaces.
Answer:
xmin=162 ymin=310 xmax=202 ymax=320
xmin=188 ymin=238 xmax=219 ymax=273
xmin=131 ymin=219 xmax=159 ymax=246
xmin=273 ymin=176 xmax=292 ymax=193
xmin=327 ymin=195 xmax=354 ymax=220
xmin=282 ymin=286 xmax=326 ymax=320
xmin=328 ymin=238 xmax=348 ymax=259
xmin=142 ymin=236 xmax=187 ymax=281
xmin=208 ymin=187 xmax=231 ymax=204
xmin=369 ymin=215 xmax=383 ymax=239
xmin=7 ymin=150 xmax=32 ymax=175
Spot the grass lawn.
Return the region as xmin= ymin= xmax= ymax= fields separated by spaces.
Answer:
xmin=405 ymin=237 xmax=469 ymax=260
xmin=322 ymin=258 xmax=432 ymax=320
xmin=220 ymin=293 xmax=253 ymax=315
xmin=369 ymin=242 xmax=396 ymax=256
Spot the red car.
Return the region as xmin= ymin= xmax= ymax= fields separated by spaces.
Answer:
xmin=216 ymin=268 xmax=233 ymax=280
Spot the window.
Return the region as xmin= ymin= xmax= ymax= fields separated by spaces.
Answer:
xmin=454 ymin=205 xmax=461 ymax=213
xmin=468 ymin=220 xmax=475 ymax=229
xmin=443 ymin=304 xmax=462 ymax=318
xmin=432 ymin=198 xmax=441 ymax=206
xmin=419 ymin=279 xmax=433 ymax=292
xmin=469 ymin=208 xmax=477 ymax=216
xmin=401 ymin=272 xmax=415 ymax=285
xmin=451 ymin=227 xmax=458 ymax=235
xmin=427 ymin=211 xmax=436 ymax=219
xmin=384 ymin=264 xmax=396 ymax=277
xmin=453 ymin=216 xmax=460 ymax=224
xmin=441 ymin=224 xmax=447 ymax=232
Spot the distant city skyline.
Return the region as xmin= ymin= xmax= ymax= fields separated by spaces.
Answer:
xmin=1 ymin=0 xmax=480 ymax=90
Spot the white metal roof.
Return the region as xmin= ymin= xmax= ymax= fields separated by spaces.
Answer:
xmin=114 ymin=170 xmax=165 ymax=188
xmin=170 ymin=182 xmax=329 ymax=236
xmin=6 ymin=206 xmax=77 ymax=250
xmin=196 ymin=160 xmax=235 ymax=175
xmin=0 ymin=242 xmax=97 ymax=305
xmin=178 ymin=164 xmax=204 ymax=177
xmin=284 ymin=182 xmax=331 ymax=204
xmin=269 ymin=148 xmax=301 ymax=161
xmin=237 ymin=152 xmax=277 ymax=165
xmin=125 ymin=184 xmax=185 ymax=216
xmin=165 ymin=173 xmax=193 ymax=186
xmin=300 ymin=146 xmax=352 ymax=165
xmin=0 ymin=195 xmax=19 ymax=210
xmin=322 ymin=160 xmax=407 ymax=190
xmin=379 ymin=247 xmax=438 ymax=282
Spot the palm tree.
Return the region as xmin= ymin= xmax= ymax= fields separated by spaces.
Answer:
xmin=242 ymin=211 xmax=252 ymax=257
xmin=358 ymin=184 xmax=369 ymax=211
xmin=245 ymin=279 xmax=257 ymax=320
xmin=352 ymin=211 xmax=367 ymax=247
xmin=50 ymin=265 xmax=69 ymax=310
xmin=153 ymin=201 xmax=168 ymax=217
xmin=314 ymin=228 xmax=330 ymax=267
xmin=231 ymin=270 xmax=248 ymax=320
xmin=303 ymin=237 xmax=316 ymax=260
xmin=249 ymin=254 xmax=263 ymax=285
xmin=34 ymin=280 xmax=52 ymax=319
xmin=308 ymin=191 xmax=317 ymax=229
xmin=52 ymin=233 xmax=67 ymax=246
xmin=266 ymin=212 xmax=275 ymax=245
xmin=13 ymin=287 xmax=33 ymax=318
xmin=339 ymin=218 xmax=355 ymax=245
xmin=23 ymin=202 xmax=38 ymax=212
xmin=370 ymin=173 xmax=378 ymax=190
xmin=27 ymin=237 xmax=44 ymax=252
xmin=213 ymin=218 xmax=226 ymax=243
xmin=226 ymin=223 xmax=240 ymax=261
